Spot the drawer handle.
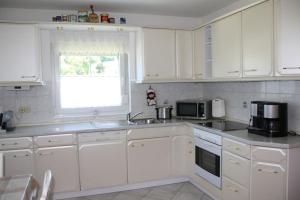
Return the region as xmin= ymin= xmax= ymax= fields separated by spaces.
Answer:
xmin=258 ymin=168 xmax=279 ymax=174
xmin=227 ymin=70 xmax=239 ymax=74
xmin=1 ymin=142 xmax=18 ymax=146
xmin=283 ymin=67 xmax=300 ymax=70
xmin=21 ymin=76 xmax=36 ymax=79
xmin=227 ymin=186 xmax=239 ymax=193
xmin=234 ymin=147 xmax=240 ymax=151
xmin=188 ymin=141 xmax=193 ymax=144
xmin=244 ymin=69 xmax=258 ymax=72
xmin=189 ymin=151 xmax=193 ymax=154
xmin=141 ymin=144 xmax=144 ymax=147
xmin=48 ymin=140 xmax=58 ymax=143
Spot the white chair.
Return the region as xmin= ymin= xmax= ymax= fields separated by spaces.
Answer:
xmin=39 ymin=170 xmax=54 ymax=200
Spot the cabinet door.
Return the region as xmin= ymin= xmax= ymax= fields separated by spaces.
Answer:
xmin=143 ymin=28 xmax=176 ymax=80
xmin=79 ymin=140 xmax=127 ymax=190
xmin=276 ymin=0 xmax=300 ymax=75
xmin=3 ymin=149 xmax=34 ymax=177
xmin=222 ymin=177 xmax=249 ymax=200
xmin=212 ymin=13 xmax=242 ymax=78
xmin=193 ymin=28 xmax=205 ymax=79
xmin=0 ymin=23 xmax=40 ymax=83
xmin=35 ymin=146 xmax=79 ymax=193
xmin=176 ymin=30 xmax=193 ymax=80
xmin=128 ymin=137 xmax=171 ymax=183
xmin=251 ymin=161 xmax=286 ymax=200
xmin=242 ymin=0 xmax=273 ymax=77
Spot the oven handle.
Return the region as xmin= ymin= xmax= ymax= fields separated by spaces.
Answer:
xmin=195 ymin=137 xmax=222 ymax=156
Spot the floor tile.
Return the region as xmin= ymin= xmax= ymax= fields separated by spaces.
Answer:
xmin=201 ymin=194 xmax=214 ymax=200
xmin=62 ymin=198 xmax=88 ymax=200
xmin=123 ymin=187 xmax=151 ymax=197
xmin=113 ymin=193 xmax=141 ymax=200
xmin=85 ymin=192 xmax=119 ymax=200
xmin=145 ymin=187 xmax=176 ymax=200
xmin=179 ymin=183 xmax=205 ymax=197
xmin=173 ymin=192 xmax=202 ymax=200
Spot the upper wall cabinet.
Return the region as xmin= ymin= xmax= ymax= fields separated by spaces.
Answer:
xmin=0 ymin=23 xmax=42 ymax=85
xmin=193 ymin=28 xmax=205 ymax=79
xmin=176 ymin=30 xmax=193 ymax=80
xmin=211 ymin=13 xmax=242 ymax=78
xmin=242 ymin=0 xmax=273 ymax=77
xmin=138 ymin=28 xmax=176 ymax=81
xmin=275 ymin=0 xmax=300 ymax=75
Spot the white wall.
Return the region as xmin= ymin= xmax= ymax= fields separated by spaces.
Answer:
xmin=0 ymin=8 xmax=202 ymax=29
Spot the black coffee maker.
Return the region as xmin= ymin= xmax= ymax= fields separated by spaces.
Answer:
xmin=248 ymin=101 xmax=288 ymax=137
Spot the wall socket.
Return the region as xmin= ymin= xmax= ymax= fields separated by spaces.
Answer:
xmin=18 ymin=106 xmax=31 ymax=113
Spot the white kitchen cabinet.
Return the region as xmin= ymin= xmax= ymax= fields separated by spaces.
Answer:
xmin=78 ymin=132 xmax=127 ymax=190
xmin=171 ymin=135 xmax=194 ymax=176
xmin=0 ymin=23 xmax=42 ymax=85
xmin=222 ymin=177 xmax=249 ymax=200
xmin=140 ymin=28 xmax=176 ymax=80
xmin=35 ymin=146 xmax=80 ymax=193
xmin=176 ymin=30 xmax=193 ymax=80
xmin=275 ymin=0 xmax=300 ymax=75
xmin=2 ymin=149 xmax=34 ymax=177
xmin=128 ymin=137 xmax=171 ymax=183
xmin=251 ymin=161 xmax=286 ymax=200
xmin=211 ymin=13 xmax=242 ymax=78
xmin=242 ymin=0 xmax=273 ymax=77
xmin=193 ymin=28 xmax=205 ymax=79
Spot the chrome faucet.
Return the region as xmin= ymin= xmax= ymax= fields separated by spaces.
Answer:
xmin=127 ymin=112 xmax=143 ymax=122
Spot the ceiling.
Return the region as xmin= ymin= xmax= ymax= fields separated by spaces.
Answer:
xmin=0 ymin=0 xmax=240 ymax=18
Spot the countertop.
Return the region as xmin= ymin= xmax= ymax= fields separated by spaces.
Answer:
xmin=1 ymin=119 xmax=300 ymax=149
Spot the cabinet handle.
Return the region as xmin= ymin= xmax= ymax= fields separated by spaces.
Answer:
xmin=13 ymin=154 xmax=29 ymax=158
xmin=195 ymin=73 xmax=203 ymax=76
xmin=21 ymin=76 xmax=36 ymax=79
xmin=48 ymin=140 xmax=57 ymax=143
xmin=1 ymin=142 xmax=18 ymax=146
xmin=131 ymin=144 xmax=135 ymax=147
xmin=227 ymin=70 xmax=239 ymax=74
xmin=155 ymin=74 xmax=159 ymax=77
xmin=244 ymin=69 xmax=258 ymax=72
xmin=234 ymin=147 xmax=240 ymax=151
xmin=38 ymin=152 xmax=53 ymax=156
xmin=189 ymin=151 xmax=193 ymax=154
xmin=188 ymin=141 xmax=193 ymax=144
xmin=227 ymin=185 xmax=239 ymax=193
xmin=141 ymin=144 xmax=144 ymax=147
xmin=228 ymin=159 xmax=240 ymax=165
xmin=146 ymin=74 xmax=150 ymax=77
xmin=283 ymin=67 xmax=300 ymax=70
xmin=258 ymin=168 xmax=279 ymax=174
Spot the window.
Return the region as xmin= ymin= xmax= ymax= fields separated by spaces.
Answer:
xmin=52 ymin=30 xmax=130 ymax=117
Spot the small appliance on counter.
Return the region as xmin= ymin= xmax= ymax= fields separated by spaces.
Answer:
xmin=176 ymin=99 xmax=212 ymax=120
xmin=248 ymin=101 xmax=288 ymax=137
xmin=0 ymin=110 xmax=15 ymax=132
xmin=212 ymin=98 xmax=225 ymax=118
xmin=155 ymin=105 xmax=173 ymax=120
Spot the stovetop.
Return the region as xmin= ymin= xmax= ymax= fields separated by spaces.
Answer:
xmin=197 ymin=120 xmax=249 ymax=131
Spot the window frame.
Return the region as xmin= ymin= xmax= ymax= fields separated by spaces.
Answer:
xmin=52 ymin=49 xmax=130 ymax=118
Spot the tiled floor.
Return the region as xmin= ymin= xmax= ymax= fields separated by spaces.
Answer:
xmin=62 ymin=182 xmax=213 ymax=200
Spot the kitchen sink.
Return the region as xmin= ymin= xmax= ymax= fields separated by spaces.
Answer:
xmin=128 ymin=118 xmax=160 ymax=125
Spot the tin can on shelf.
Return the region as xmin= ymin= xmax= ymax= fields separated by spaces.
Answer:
xmin=68 ymin=15 xmax=77 ymax=22
xmin=78 ymin=9 xmax=88 ymax=22
xmin=108 ymin=17 xmax=115 ymax=24
xmin=62 ymin=15 xmax=68 ymax=22
xmin=100 ymin=13 xmax=109 ymax=23
xmin=56 ymin=16 xmax=62 ymax=22
xmin=120 ymin=17 xmax=126 ymax=24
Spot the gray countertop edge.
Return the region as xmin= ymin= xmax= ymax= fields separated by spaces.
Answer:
xmin=1 ymin=120 xmax=300 ymax=149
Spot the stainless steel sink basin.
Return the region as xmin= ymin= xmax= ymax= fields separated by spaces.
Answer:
xmin=128 ymin=118 xmax=160 ymax=125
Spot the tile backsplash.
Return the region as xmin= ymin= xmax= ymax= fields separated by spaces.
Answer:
xmin=0 ymin=82 xmax=203 ymax=126
xmin=202 ymin=81 xmax=300 ymax=133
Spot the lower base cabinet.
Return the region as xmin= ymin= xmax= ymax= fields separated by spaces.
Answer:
xmin=3 ymin=149 xmax=34 ymax=177
xmin=78 ymin=135 xmax=127 ymax=190
xmin=35 ymin=146 xmax=80 ymax=193
xmin=222 ymin=177 xmax=249 ymax=200
xmin=128 ymin=137 xmax=171 ymax=183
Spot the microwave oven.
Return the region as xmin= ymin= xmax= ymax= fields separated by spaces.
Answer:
xmin=176 ymin=100 xmax=212 ymax=120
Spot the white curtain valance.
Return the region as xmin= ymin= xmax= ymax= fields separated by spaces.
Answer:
xmin=51 ymin=30 xmax=130 ymax=55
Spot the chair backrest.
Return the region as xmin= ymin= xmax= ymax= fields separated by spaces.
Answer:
xmin=39 ymin=170 xmax=54 ymax=200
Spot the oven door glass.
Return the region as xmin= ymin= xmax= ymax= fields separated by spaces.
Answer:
xmin=195 ymin=145 xmax=220 ymax=177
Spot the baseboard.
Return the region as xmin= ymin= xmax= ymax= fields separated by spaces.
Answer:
xmin=54 ymin=177 xmax=189 ymax=200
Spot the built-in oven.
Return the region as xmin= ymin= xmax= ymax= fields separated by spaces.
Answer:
xmin=194 ymin=128 xmax=222 ymax=188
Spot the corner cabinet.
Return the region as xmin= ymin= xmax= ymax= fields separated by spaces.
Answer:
xmin=0 ymin=23 xmax=42 ymax=85
xmin=211 ymin=13 xmax=242 ymax=78
xmin=139 ymin=28 xmax=176 ymax=81
xmin=193 ymin=28 xmax=205 ymax=80
xmin=242 ymin=0 xmax=273 ymax=77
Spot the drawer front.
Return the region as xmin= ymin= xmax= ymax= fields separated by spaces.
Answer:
xmin=222 ymin=177 xmax=249 ymax=200
xmin=0 ymin=137 xmax=33 ymax=150
xmin=34 ymin=134 xmax=76 ymax=147
xmin=252 ymin=146 xmax=287 ymax=164
xmin=127 ymin=127 xmax=175 ymax=140
xmin=223 ymin=138 xmax=250 ymax=159
xmin=78 ymin=131 xmax=126 ymax=144
xmin=223 ymin=151 xmax=250 ymax=187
